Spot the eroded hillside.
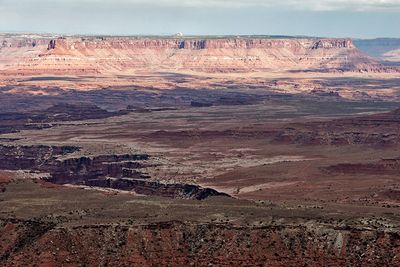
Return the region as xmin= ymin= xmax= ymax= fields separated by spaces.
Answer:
xmin=0 ymin=35 xmax=389 ymax=75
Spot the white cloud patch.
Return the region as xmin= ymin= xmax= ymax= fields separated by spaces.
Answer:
xmin=76 ymin=0 xmax=400 ymax=11
xmin=1 ymin=0 xmax=400 ymax=11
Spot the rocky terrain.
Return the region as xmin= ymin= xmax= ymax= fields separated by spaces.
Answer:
xmin=0 ymin=144 xmax=225 ymax=200
xmin=1 ymin=33 xmax=400 ymax=266
xmin=0 ymin=175 xmax=399 ymax=267
xmin=1 ymin=218 xmax=399 ymax=267
xmin=0 ymin=34 xmax=392 ymax=75
xmin=0 ymin=103 xmax=127 ymax=134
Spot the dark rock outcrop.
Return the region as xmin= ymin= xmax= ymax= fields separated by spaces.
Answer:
xmin=47 ymin=39 xmax=56 ymax=50
xmin=0 ymin=144 xmax=227 ymax=200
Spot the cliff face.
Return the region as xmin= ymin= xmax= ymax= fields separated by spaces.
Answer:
xmin=46 ymin=38 xmax=355 ymax=50
xmin=1 ymin=220 xmax=399 ymax=267
xmin=0 ymin=35 xmax=388 ymax=74
xmin=0 ymin=144 xmax=227 ymax=200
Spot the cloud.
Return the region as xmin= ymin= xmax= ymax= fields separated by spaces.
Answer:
xmin=290 ymin=0 xmax=400 ymax=11
xmin=146 ymin=0 xmax=400 ymax=11
xmin=0 ymin=0 xmax=399 ymax=37
xmin=80 ymin=0 xmax=400 ymax=11
xmin=1 ymin=0 xmax=400 ymax=11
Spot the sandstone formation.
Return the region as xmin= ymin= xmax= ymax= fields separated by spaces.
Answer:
xmin=0 ymin=35 xmax=388 ymax=74
xmin=1 ymin=33 xmax=400 ymax=267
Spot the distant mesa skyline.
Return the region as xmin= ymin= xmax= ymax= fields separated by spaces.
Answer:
xmin=0 ymin=0 xmax=399 ymax=38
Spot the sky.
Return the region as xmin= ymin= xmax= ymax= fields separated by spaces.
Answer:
xmin=0 ymin=0 xmax=399 ymax=38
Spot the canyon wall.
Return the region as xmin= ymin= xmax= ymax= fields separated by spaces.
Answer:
xmin=0 ymin=35 xmax=388 ymax=74
xmin=1 ymin=219 xmax=399 ymax=267
xmin=0 ymin=144 xmax=227 ymax=200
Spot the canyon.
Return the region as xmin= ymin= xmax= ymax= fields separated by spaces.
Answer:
xmin=0 ymin=144 xmax=226 ymax=200
xmin=0 ymin=34 xmax=400 ymax=266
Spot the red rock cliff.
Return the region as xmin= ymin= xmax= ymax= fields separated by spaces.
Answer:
xmin=0 ymin=35 xmax=389 ymax=74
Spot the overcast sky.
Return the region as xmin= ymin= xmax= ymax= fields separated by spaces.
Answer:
xmin=0 ymin=0 xmax=399 ymax=38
